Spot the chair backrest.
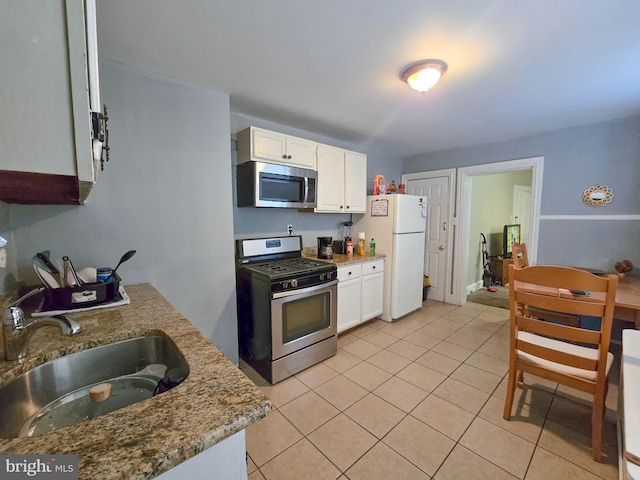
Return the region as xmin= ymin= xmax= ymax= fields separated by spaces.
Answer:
xmin=508 ymin=265 xmax=618 ymax=384
xmin=511 ymin=243 xmax=529 ymax=269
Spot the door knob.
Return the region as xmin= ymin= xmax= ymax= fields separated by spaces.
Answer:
xmin=439 ymin=245 xmax=445 ymax=251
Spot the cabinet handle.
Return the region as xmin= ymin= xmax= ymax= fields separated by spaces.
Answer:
xmin=282 ymin=155 xmax=287 ymax=159
xmin=346 ymin=205 xmax=350 ymax=209
xmin=287 ymin=155 xmax=292 ymax=159
xmin=372 ymin=266 xmax=376 ymax=270
xmin=340 ymin=206 xmax=343 ymax=209
xmin=348 ymin=271 xmax=352 ymax=276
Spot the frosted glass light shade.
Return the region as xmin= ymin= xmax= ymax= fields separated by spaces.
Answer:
xmin=401 ymin=60 xmax=448 ymax=93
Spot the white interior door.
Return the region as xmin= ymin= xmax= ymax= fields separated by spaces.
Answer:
xmin=406 ymin=176 xmax=450 ymax=302
xmin=513 ymin=185 xmax=531 ymax=245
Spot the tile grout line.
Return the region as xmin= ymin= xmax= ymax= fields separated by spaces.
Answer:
xmin=247 ymin=302 xmax=619 ymax=479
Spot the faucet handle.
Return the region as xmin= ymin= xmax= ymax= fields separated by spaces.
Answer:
xmin=52 ymin=315 xmax=82 ymax=336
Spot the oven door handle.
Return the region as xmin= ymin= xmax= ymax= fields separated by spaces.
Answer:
xmin=272 ymin=279 xmax=338 ymax=299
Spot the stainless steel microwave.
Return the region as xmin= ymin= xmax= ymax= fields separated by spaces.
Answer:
xmin=237 ymin=161 xmax=317 ymax=208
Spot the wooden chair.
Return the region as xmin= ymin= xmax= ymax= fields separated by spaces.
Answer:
xmin=511 ymin=242 xmax=529 ymax=269
xmin=511 ymin=243 xmax=582 ymax=329
xmin=503 ymin=265 xmax=618 ymax=462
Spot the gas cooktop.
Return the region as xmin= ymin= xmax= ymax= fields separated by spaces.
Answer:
xmin=242 ymin=257 xmax=334 ymax=280
xmin=236 ymin=235 xmax=337 ymax=282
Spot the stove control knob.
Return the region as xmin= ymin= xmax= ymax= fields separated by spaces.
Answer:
xmin=291 ymin=279 xmax=298 ymax=288
xmin=319 ymin=274 xmax=326 ymax=281
xmin=282 ymin=281 xmax=289 ymax=289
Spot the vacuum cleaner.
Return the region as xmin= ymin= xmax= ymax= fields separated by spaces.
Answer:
xmin=480 ymin=233 xmax=497 ymax=292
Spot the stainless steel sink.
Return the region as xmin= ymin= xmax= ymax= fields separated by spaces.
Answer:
xmin=0 ymin=333 xmax=189 ymax=438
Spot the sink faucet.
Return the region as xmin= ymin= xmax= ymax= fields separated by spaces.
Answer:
xmin=2 ymin=287 xmax=82 ymax=363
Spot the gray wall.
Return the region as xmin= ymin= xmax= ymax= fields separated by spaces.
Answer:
xmin=0 ymin=59 xmax=240 ymax=363
xmin=404 ymin=115 xmax=640 ymax=272
xmin=231 ymin=114 xmax=403 ymax=246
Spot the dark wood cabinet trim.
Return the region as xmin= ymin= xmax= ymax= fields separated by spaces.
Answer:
xmin=0 ymin=170 xmax=81 ymax=205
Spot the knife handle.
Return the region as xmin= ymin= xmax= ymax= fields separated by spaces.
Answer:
xmin=37 ymin=252 xmax=60 ymax=274
xmin=63 ymin=256 xmax=82 ymax=286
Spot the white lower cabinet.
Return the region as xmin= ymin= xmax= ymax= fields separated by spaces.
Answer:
xmin=361 ymin=260 xmax=384 ymax=321
xmin=337 ymin=264 xmax=361 ymax=333
xmin=155 ymin=431 xmax=247 ymax=479
xmin=337 ymin=259 xmax=384 ymax=333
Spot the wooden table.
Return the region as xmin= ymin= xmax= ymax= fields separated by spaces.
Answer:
xmin=614 ymin=275 xmax=640 ymax=327
xmin=515 ymin=273 xmax=640 ymax=327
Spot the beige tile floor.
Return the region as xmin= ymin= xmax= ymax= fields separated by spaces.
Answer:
xmin=241 ymin=300 xmax=622 ymax=480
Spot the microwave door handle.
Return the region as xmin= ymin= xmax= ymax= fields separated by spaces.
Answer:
xmin=303 ymin=177 xmax=310 ymax=203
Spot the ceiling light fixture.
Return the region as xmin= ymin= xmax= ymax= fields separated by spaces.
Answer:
xmin=401 ymin=59 xmax=448 ymax=93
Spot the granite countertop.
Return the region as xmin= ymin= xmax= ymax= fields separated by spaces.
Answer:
xmin=302 ymin=248 xmax=385 ymax=266
xmin=0 ymin=283 xmax=271 ymax=479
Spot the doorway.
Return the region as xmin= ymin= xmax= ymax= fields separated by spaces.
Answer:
xmin=455 ymin=156 xmax=544 ymax=305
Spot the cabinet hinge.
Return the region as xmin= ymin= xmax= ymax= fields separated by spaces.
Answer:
xmin=91 ymin=104 xmax=110 ymax=171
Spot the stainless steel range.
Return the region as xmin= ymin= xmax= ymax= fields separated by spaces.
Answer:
xmin=235 ymin=235 xmax=337 ymax=384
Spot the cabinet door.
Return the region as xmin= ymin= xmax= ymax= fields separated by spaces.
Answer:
xmin=361 ymin=272 xmax=384 ymax=321
xmin=251 ymin=128 xmax=287 ymax=164
xmin=315 ymin=145 xmax=345 ymax=213
xmin=0 ymin=0 xmax=98 ymax=205
xmin=338 ymin=278 xmax=361 ymax=333
xmin=344 ymin=151 xmax=367 ymax=213
xmin=286 ymin=136 xmax=317 ymax=169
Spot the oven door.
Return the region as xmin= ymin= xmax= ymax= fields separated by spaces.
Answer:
xmin=271 ymin=280 xmax=337 ymax=360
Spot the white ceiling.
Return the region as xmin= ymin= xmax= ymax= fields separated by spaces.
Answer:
xmin=96 ymin=1 xmax=640 ymax=158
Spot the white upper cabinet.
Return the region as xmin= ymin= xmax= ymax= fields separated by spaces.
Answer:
xmin=237 ymin=126 xmax=367 ymax=213
xmin=237 ymin=127 xmax=317 ymax=170
xmin=316 ymin=145 xmax=345 ymax=213
xmin=316 ymin=146 xmax=367 ymax=214
xmin=0 ymin=0 xmax=107 ymax=205
xmin=344 ymin=151 xmax=367 ymax=213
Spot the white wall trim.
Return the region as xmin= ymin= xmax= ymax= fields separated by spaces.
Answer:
xmin=403 ymin=168 xmax=457 ymax=181
xmin=467 ymin=280 xmax=484 ymax=295
xmin=540 ymin=215 xmax=640 ymax=221
xmin=456 ymin=156 xmax=544 ymax=305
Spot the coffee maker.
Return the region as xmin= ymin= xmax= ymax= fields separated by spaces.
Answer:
xmin=317 ymin=236 xmax=333 ymax=259
xmin=332 ymin=221 xmax=352 ymax=254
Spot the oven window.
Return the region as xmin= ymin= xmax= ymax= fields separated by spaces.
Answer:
xmin=282 ymin=291 xmax=331 ymax=344
xmin=260 ymin=173 xmax=304 ymax=202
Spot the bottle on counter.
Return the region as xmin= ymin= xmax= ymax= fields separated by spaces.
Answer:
xmin=357 ymin=232 xmax=366 ymax=256
xmin=369 ymin=238 xmax=376 ymax=255
xmin=346 ymin=240 xmax=353 ymax=256
xmin=389 ymin=181 xmax=397 ymax=194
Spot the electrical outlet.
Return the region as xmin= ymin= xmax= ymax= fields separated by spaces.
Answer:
xmin=287 ymin=224 xmax=293 ymax=235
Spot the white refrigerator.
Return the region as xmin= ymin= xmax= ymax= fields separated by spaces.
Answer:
xmin=354 ymin=194 xmax=427 ymax=322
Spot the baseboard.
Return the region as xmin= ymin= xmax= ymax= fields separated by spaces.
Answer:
xmin=467 ymin=281 xmax=483 ymax=295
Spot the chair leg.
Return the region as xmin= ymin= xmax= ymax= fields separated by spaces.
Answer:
xmin=591 ymin=393 xmax=605 ymax=462
xmin=503 ymin=367 xmax=517 ymax=420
